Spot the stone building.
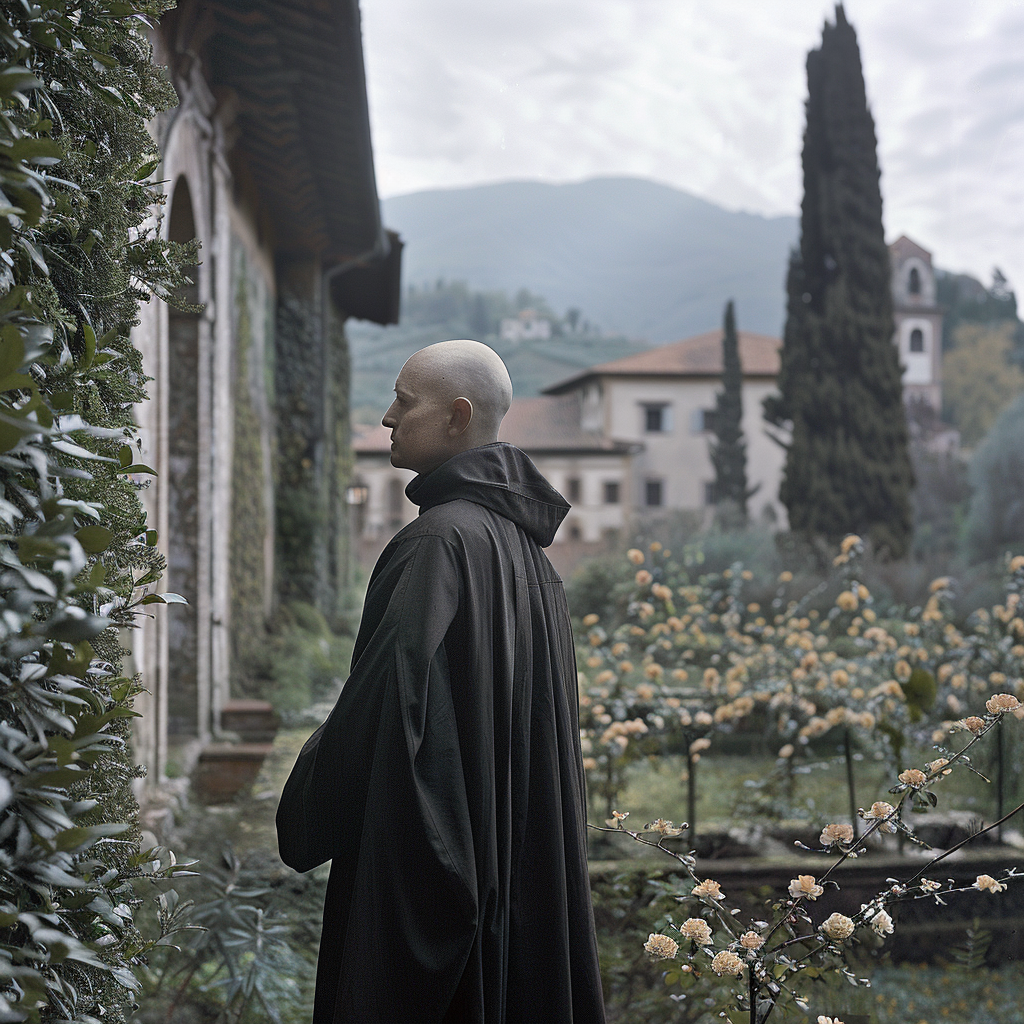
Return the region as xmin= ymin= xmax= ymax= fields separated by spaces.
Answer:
xmin=541 ymin=330 xmax=786 ymax=527
xmin=351 ymin=398 xmax=638 ymax=576
xmin=351 ymin=329 xmax=783 ymax=577
xmin=131 ymin=0 xmax=400 ymax=784
xmin=889 ymin=235 xmax=943 ymax=410
xmin=352 ymin=232 xmax=943 ymax=578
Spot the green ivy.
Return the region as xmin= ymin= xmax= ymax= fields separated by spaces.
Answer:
xmin=1 ymin=3 xmax=195 ymax=1021
xmin=230 ymin=258 xmax=270 ymax=696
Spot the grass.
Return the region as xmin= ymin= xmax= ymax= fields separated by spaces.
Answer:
xmin=153 ymin=728 xmax=1022 ymax=1024
xmin=591 ymin=742 xmax=1021 ymax=836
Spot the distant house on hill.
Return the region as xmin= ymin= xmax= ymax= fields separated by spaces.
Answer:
xmin=500 ymin=308 xmax=553 ymax=343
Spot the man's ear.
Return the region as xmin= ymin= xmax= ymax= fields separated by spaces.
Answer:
xmin=448 ymin=396 xmax=473 ymax=436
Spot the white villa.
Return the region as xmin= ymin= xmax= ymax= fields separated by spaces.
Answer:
xmin=352 ymin=235 xmax=943 ymax=577
xmin=499 ymin=309 xmax=553 ymax=343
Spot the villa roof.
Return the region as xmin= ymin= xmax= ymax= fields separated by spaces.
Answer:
xmin=499 ymin=395 xmax=636 ymax=454
xmin=352 ymin=394 xmax=637 ymax=458
xmin=543 ymin=330 xmax=781 ymax=393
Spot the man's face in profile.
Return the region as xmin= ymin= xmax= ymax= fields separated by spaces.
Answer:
xmin=382 ymin=361 xmax=453 ymax=476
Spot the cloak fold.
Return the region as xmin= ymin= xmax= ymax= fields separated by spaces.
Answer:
xmin=277 ymin=443 xmax=606 ymax=1023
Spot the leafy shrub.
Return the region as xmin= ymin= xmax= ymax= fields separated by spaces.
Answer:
xmin=0 ymin=3 xmax=194 ymax=1020
xmin=964 ymin=391 xmax=1024 ymax=563
xmin=239 ymin=601 xmax=353 ymax=719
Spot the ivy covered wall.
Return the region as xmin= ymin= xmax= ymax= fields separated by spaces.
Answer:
xmin=229 ymin=244 xmax=276 ymax=696
xmin=274 ymin=262 xmax=353 ymax=629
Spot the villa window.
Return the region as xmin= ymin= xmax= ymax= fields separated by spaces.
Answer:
xmin=643 ymin=403 xmax=671 ymax=433
xmin=908 ymin=266 xmax=921 ymax=295
xmin=567 ymin=477 xmax=581 ymax=502
xmin=645 ymin=479 xmax=664 ymax=507
xmin=909 ymin=328 xmax=925 ymax=353
xmin=691 ymin=408 xmax=717 ymax=434
xmin=603 ymin=480 xmax=621 ymax=504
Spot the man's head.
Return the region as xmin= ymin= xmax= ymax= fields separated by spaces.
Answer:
xmin=382 ymin=339 xmax=513 ymax=476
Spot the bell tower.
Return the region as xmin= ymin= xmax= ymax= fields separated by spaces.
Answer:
xmin=889 ymin=235 xmax=943 ymax=410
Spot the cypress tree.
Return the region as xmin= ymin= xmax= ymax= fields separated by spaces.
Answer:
xmin=709 ymin=300 xmax=754 ymax=523
xmin=764 ymin=4 xmax=913 ymax=557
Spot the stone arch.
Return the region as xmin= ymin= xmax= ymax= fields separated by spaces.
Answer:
xmin=166 ymin=175 xmax=201 ymax=737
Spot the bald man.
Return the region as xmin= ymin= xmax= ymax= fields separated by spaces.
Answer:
xmin=277 ymin=341 xmax=606 ymax=1023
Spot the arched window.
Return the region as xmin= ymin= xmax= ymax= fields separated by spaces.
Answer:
xmin=908 ymin=266 xmax=921 ymax=295
xmin=909 ymin=328 xmax=925 ymax=353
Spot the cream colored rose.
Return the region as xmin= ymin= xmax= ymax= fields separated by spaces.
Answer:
xmin=679 ymin=918 xmax=713 ymax=945
xmin=820 ymin=913 xmax=855 ymax=941
xmin=788 ymin=875 xmax=824 ymax=900
xmin=819 ymin=823 xmax=854 ymax=847
xmin=644 ymin=933 xmax=678 ymax=959
xmin=691 ymin=878 xmax=724 ymax=900
xmin=898 ymin=768 xmax=927 ymax=788
xmin=710 ymin=950 xmax=744 ymax=976
xmin=974 ymin=874 xmax=1007 ymax=894
xmin=986 ymin=693 xmax=1021 ymax=713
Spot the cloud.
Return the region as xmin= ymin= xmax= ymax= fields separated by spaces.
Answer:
xmin=361 ymin=0 xmax=1024 ymax=290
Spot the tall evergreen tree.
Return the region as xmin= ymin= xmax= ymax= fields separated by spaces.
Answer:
xmin=709 ymin=300 xmax=754 ymax=522
xmin=764 ymin=4 xmax=913 ymax=557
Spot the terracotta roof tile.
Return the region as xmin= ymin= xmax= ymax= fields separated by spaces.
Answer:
xmin=352 ymin=396 xmax=635 ymax=457
xmin=499 ymin=395 xmax=633 ymax=453
xmin=544 ymin=330 xmax=780 ymax=392
xmin=352 ymin=423 xmax=392 ymax=453
xmin=889 ymin=235 xmax=932 ymax=263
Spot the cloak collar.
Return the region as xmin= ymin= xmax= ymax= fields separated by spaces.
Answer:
xmin=406 ymin=443 xmax=570 ymax=548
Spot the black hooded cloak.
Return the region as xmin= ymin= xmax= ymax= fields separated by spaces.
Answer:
xmin=276 ymin=443 xmax=606 ymax=1023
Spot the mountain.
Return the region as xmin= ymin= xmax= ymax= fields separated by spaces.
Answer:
xmin=378 ymin=177 xmax=798 ymax=343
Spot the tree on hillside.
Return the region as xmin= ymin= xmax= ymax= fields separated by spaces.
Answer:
xmin=937 ymin=267 xmax=1023 ymax=356
xmin=709 ymin=300 xmax=755 ymax=523
xmin=964 ymin=392 xmax=1024 ymax=562
xmin=764 ymin=4 xmax=913 ymax=558
xmin=943 ymin=322 xmax=1024 ymax=448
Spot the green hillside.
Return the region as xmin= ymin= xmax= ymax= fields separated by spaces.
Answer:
xmin=349 ymin=281 xmax=648 ymax=422
xmin=377 ymin=176 xmax=798 ymax=343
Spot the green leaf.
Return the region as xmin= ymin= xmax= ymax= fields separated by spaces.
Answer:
xmin=118 ymin=443 xmax=134 ymax=468
xmin=119 ymin=463 xmax=157 ymax=475
xmin=0 ymin=328 xmax=25 ymax=377
xmin=145 ymin=528 xmax=158 ymax=546
xmin=134 ymin=157 xmax=160 ymax=181
xmin=0 ymin=66 xmax=43 ymax=100
xmin=75 ymin=524 xmax=112 ymax=554
xmin=82 ymin=323 xmax=96 ymax=369
xmin=902 ymin=667 xmax=937 ymax=723
xmin=54 ymin=822 xmax=129 ymax=852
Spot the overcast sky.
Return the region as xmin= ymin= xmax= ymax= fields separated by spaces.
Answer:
xmin=360 ymin=0 xmax=1024 ymax=293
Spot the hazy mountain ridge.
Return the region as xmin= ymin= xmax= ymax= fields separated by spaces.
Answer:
xmin=379 ymin=176 xmax=799 ymax=343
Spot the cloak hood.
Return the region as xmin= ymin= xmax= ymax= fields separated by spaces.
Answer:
xmin=406 ymin=442 xmax=570 ymax=547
